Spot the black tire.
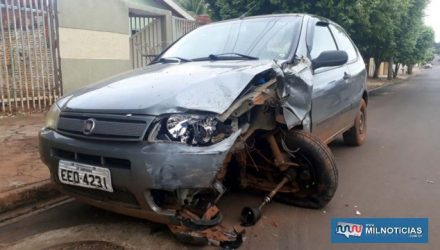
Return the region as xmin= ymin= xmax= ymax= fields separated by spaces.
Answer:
xmin=276 ymin=130 xmax=338 ymax=209
xmin=343 ymin=99 xmax=367 ymax=146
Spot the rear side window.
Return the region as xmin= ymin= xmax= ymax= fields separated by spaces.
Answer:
xmin=330 ymin=25 xmax=358 ymax=62
xmin=310 ymin=25 xmax=337 ymax=59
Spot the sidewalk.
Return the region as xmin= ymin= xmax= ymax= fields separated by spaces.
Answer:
xmin=0 ymin=113 xmax=48 ymax=193
xmin=0 ymin=113 xmax=59 ymax=213
xmin=367 ymin=68 xmax=422 ymax=91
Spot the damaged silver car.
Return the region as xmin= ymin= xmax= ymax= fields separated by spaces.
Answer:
xmin=39 ymin=14 xmax=367 ymax=247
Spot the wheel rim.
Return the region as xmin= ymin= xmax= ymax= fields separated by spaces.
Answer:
xmin=295 ymin=151 xmax=317 ymax=191
xmin=359 ymin=110 xmax=366 ymax=135
xmin=280 ymin=136 xmax=317 ymax=191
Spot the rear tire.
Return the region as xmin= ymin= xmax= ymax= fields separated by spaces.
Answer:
xmin=343 ymin=99 xmax=367 ymax=146
xmin=276 ymin=130 xmax=338 ymax=209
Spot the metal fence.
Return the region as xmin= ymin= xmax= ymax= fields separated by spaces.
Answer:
xmin=172 ymin=16 xmax=198 ymax=41
xmin=0 ymin=0 xmax=61 ymax=113
xmin=129 ymin=15 xmax=199 ymax=69
xmin=129 ymin=15 xmax=163 ymax=68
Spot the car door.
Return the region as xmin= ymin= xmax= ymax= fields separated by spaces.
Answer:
xmin=310 ymin=22 xmax=352 ymax=142
xmin=329 ymin=24 xmax=366 ymax=127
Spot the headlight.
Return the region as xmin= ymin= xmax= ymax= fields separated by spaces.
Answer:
xmin=166 ymin=114 xmax=216 ymax=144
xmin=150 ymin=114 xmax=233 ymax=145
xmin=45 ymin=103 xmax=61 ymax=130
xmin=44 ymin=95 xmax=72 ymax=130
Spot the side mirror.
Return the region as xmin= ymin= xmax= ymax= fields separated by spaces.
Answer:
xmin=312 ymin=50 xmax=348 ymax=70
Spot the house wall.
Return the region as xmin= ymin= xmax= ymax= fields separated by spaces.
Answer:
xmin=127 ymin=0 xmax=167 ymax=10
xmin=57 ymin=0 xmax=131 ymax=94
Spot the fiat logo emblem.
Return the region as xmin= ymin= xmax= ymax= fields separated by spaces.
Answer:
xmin=83 ymin=118 xmax=96 ymax=135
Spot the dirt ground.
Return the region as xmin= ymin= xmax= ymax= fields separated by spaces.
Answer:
xmin=0 ymin=113 xmax=48 ymax=193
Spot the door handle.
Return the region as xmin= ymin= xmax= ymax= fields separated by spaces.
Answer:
xmin=343 ymin=72 xmax=351 ymax=80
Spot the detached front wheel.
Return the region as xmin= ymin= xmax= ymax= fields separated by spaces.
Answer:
xmin=276 ymin=130 xmax=338 ymax=209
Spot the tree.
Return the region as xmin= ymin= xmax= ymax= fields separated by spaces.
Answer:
xmin=343 ymin=0 xmax=410 ymax=79
xmin=434 ymin=42 xmax=440 ymax=55
xmin=393 ymin=0 xmax=428 ymax=78
xmin=411 ymin=26 xmax=435 ymax=69
xmin=178 ymin=0 xmax=209 ymax=16
xmin=396 ymin=26 xmax=434 ymax=74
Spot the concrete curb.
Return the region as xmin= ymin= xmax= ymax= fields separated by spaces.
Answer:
xmin=368 ymin=71 xmax=422 ymax=94
xmin=367 ymin=78 xmax=405 ymax=94
xmin=0 ymin=180 xmax=61 ymax=213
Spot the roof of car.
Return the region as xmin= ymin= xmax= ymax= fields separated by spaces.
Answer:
xmin=215 ymin=13 xmax=331 ymax=23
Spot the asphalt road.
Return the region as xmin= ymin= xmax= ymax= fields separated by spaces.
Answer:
xmin=1 ymin=65 xmax=439 ymax=250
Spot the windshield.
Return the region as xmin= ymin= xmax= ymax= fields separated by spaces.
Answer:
xmin=160 ymin=16 xmax=302 ymax=61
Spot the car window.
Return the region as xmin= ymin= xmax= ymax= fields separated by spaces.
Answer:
xmin=163 ymin=23 xmax=232 ymax=58
xmin=161 ymin=16 xmax=302 ymax=61
xmin=234 ymin=20 xmax=297 ymax=60
xmin=310 ymin=25 xmax=337 ymax=60
xmin=330 ymin=25 xmax=358 ymax=62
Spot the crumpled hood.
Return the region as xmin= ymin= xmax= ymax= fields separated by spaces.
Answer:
xmin=62 ymin=60 xmax=277 ymax=115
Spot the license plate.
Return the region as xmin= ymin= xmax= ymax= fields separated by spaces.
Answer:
xmin=58 ymin=160 xmax=113 ymax=192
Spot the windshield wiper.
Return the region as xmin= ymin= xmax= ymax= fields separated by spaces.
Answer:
xmin=194 ymin=53 xmax=259 ymax=61
xmin=209 ymin=53 xmax=259 ymax=60
xmin=155 ymin=57 xmax=192 ymax=64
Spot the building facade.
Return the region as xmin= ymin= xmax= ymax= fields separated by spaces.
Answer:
xmin=0 ymin=0 xmax=198 ymax=112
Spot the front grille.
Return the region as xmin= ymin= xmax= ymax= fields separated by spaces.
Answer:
xmin=53 ymin=148 xmax=131 ymax=169
xmin=57 ymin=112 xmax=154 ymax=141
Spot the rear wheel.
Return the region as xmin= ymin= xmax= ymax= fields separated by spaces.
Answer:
xmin=276 ymin=130 xmax=338 ymax=209
xmin=343 ymin=99 xmax=367 ymax=146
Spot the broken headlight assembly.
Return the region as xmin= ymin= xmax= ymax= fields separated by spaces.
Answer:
xmin=148 ymin=114 xmax=233 ymax=145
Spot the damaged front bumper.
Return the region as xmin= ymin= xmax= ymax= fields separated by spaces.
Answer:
xmin=39 ymin=128 xmax=240 ymax=223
